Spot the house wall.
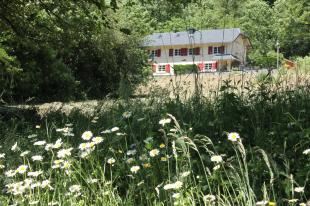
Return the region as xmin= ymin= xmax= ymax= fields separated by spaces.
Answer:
xmin=148 ymin=37 xmax=249 ymax=75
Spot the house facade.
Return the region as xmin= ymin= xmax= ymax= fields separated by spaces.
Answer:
xmin=143 ymin=28 xmax=251 ymax=75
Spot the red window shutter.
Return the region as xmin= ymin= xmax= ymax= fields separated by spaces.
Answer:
xmin=165 ymin=64 xmax=170 ymax=73
xmin=156 ymin=49 xmax=161 ymax=57
xmin=169 ymin=49 xmax=173 ymax=56
xmin=220 ymin=46 xmax=225 ymax=54
xmin=212 ymin=62 xmax=218 ymax=69
xmin=198 ymin=63 xmax=204 ymax=71
xmin=194 ymin=47 xmax=200 ymax=55
xmin=152 ymin=64 xmax=156 ymax=72
xmin=181 ymin=48 xmax=187 ymax=56
xmin=208 ymin=46 xmax=213 ymax=54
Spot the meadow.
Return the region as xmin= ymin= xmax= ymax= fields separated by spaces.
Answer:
xmin=0 ymin=69 xmax=310 ymax=206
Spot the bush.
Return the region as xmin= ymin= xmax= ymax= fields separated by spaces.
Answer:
xmin=173 ymin=64 xmax=197 ymax=75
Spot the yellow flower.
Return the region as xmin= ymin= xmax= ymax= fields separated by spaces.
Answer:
xmin=159 ymin=143 xmax=165 ymax=148
xmin=268 ymin=202 xmax=276 ymax=206
xmin=143 ymin=163 xmax=151 ymax=168
xmin=228 ymin=132 xmax=240 ymax=142
xmin=161 ymin=157 xmax=167 ymax=161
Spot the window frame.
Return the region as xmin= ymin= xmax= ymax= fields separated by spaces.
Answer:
xmin=188 ymin=48 xmax=193 ymax=56
xmin=157 ymin=65 xmax=166 ymax=73
xmin=213 ymin=47 xmax=220 ymax=54
xmin=174 ymin=49 xmax=181 ymax=56
xmin=205 ymin=63 xmax=212 ymax=70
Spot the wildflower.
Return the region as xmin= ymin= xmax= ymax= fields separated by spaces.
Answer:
xmin=172 ymin=193 xmax=181 ymax=199
xmin=81 ymin=131 xmax=93 ymax=141
xmin=127 ymin=149 xmax=137 ymax=156
xmin=294 ymin=187 xmax=304 ymax=193
xmin=161 ymin=156 xmax=167 ymax=161
xmin=269 ymin=202 xmax=276 ymax=206
xmin=116 ymin=132 xmax=126 ymax=136
xmin=80 ymin=151 xmax=91 ymax=159
xmin=288 ymin=199 xmax=298 ymax=203
xmin=139 ymin=154 xmax=148 ymax=161
xmin=79 ymin=143 xmax=92 ymax=151
xmin=256 ymin=201 xmax=268 ymax=205
xmin=299 ymin=203 xmax=307 ymax=206
xmin=35 ymin=125 xmax=41 ymax=129
xmin=11 ymin=142 xmax=18 ymax=151
xmin=61 ymin=161 xmax=71 ymax=169
xmin=213 ymin=165 xmax=221 ymax=171
xmin=57 ymin=148 xmax=73 ymax=158
xmin=53 ymin=138 xmax=63 ymax=149
xmin=302 ymin=149 xmax=310 ymax=155
xmin=143 ymin=163 xmax=151 ymax=168
xmin=228 ymin=132 xmax=240 ymax=142
xmin=101 ymin=129 xmax=112 ymax=134
xmin=203 ymin=194 xmax=216 ymax=202
xmin=159 ymin=118 xmax=171 ymax=126
xmin=111 ymin=127 xmax=119 ymax=132
xmin=0 ymin=153 xmax=5 ymax=158
xmin=122 ymin=111 xmax=132 ymax=118
xmin=20 ymin=150 xmax=30 ymax=157
xmin=130 ymin=165 xmax=140 ymax=173
xmin=126 ymin=158 xmax=135 ymax=164
xmin=33 ymin=140 xmax=46 ymax=146
xmin=48 ymin=201 xmax=59 ymax=206
xmin=163 ymin=181 xmax=183 ymax=190
xmin=69 ymin=184 xmax=81 ymax=193
xmin=149 ymin=149 xmax=160 ymax=157
xmin=5 ymin=169 xmax=16 ymax=177
xmin=211 ymin=155 xmax=223 ymax=163
xmin=45 ymin=144 xmax=54 ymax=151
xmin=16 ymin=165 xmax=28 ymax=174
xmin=159 ymin=143 xmax=166 ymax=148
xmin=28 ymin=171 xmax=43 ymax=177
xmin=107 ymin=158 xmax=116 ymax=165
xmin=31 ymin=155 xmax=43 ymax=162
xmin=29 ymin=201 xmax=39 ymax=205
xmin=0 ymin=165 xmax=5 ymax=169
xmin=41 ymin=180 xmax=53 ymax=189
xmin=92 ymin=136 xmax=103 ymax=144
xmin=181 ymin=171 xmax=191 ymax=178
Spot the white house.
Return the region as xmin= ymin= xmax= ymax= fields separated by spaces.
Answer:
xmin=143 ymin=28 xmax=251 ymax=76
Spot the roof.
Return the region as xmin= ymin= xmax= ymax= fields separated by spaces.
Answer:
xmin=212 ymin=54 xmax=240 ymax=61
xmin=143 ymin=28 xmax=243 ymax=47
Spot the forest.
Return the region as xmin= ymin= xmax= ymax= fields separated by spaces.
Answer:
xmin=0 ymin=0 xmax=309 ymax=102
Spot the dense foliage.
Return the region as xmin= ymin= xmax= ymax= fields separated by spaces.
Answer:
xmin=0 ymin=0 xmax=309 ymax=103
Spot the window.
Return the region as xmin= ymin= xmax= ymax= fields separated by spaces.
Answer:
xmin=188 ymin=48 xmax=193 ymax=55
xmin=174 ymin=49 xmax=181 ymax=56
xmin=213 ymin=47 xmax=220 ymax=54
xmin=158 ymin=65 xmax=166 ymax=72
xmin=205 ymin=63 xmax=212 ymax=70
xmin=149 ymin=50 xmax=161 ymax=57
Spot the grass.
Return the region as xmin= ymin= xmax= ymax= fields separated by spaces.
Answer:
xmin=0 ymin=68 xmax=309 ymax=205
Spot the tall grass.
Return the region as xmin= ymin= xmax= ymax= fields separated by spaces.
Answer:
xmin=0 ymin=69 xmax=309 ymax=205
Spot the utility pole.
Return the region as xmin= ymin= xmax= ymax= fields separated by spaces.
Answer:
xmin=276 ymin=40 xmax=280 ymax=69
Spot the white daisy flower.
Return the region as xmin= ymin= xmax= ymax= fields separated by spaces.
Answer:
xmin=228 ymin=132 xmax=240 ymax=142
xmin=163 ymin=181 xmax=183 ymax=190
xmin=20 ymin=150 xmax=30 ymax=157
xmin=5 ymin=169 xmax=16 ymax=177
xmin=107 ymin=158 xmax=116 ymax=165
xmin=111 ymin=127 xmax=119 ymax=132
xmin=16 ymin=165 xmax=28 ymax=174
xmin=53 ymin=138 xmax=63 ymax=149
xmin=28 ymin=170 xmax=43 ymax=177
xmin=211 ymin=155 xmax=223 ymax=163
xmin=149 ymin=149 xmax=160 ymax=157
xmin=92 ymin=136 xmax=103 ymax=144
xmin=294 ymin=187 xmax=304 ymax=193
xmin=0 ymin=153 xmax=5 ymax=158
xmin=130 ymin=165 xmax=140 ymax=173
xmin=33 ymin=140 xmax=46 ymax=146
xmin=159 ymin=118 xmax=171 ymax=126
xmin=302 ymin=149 xmax=310 ymax=155
xmin=11 ymin=142 xmax=18 ymax=151
xmin=203 ymin=194 xmax=216 ymax=202
xmin=57 ymin=148 xmax=73 ymax=158
xmin=81 ymin=131 xmax=93 ymax=141
xmin=126 ymin=149 xmax=137 ymax=156
xmin=31 ymin=155 xmax=43 ymax=162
